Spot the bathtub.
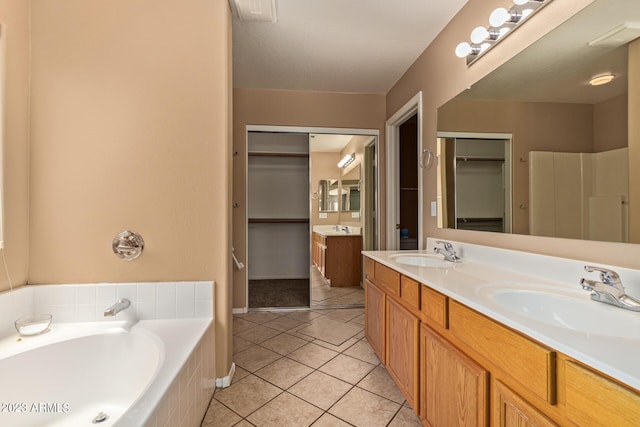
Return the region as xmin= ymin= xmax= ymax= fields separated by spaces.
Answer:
xmin=0 ymin=317 xmax=214 ymax=427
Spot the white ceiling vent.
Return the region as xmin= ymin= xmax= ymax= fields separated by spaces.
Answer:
xmin=589 ymin=22 xmax=640 ymax=47
xmin=230 ymin=0 xmax=277 ymax=23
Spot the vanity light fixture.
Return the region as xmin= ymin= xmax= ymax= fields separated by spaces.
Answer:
xmin=455 ymin=0 xmax=552 ymax=65
xmin=338 ymin=153 xmax=355 ymax=168
xmin=589 ymin=74 xmax=615 ymax=86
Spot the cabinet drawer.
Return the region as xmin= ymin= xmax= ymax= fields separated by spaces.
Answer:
xmin=565 ymin=361 xmax=640 ymax=426
xmin=374 ymin=262 xmax=400 ymax=295
xmin=364 ymin=257 xmax=375 ymax=281
xmin=421 ymin=286 xmax=448 ymax=329
xmin=400 ymin=276 xmax=420 ymax=311
xmin=449 ymin=301 xmax=556 ymax=404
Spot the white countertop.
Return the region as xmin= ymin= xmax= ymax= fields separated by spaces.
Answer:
xmin=313 ymin=225 xmax=361 ymax=236
xmin=363 ymin=240 xmax=640 ymax=392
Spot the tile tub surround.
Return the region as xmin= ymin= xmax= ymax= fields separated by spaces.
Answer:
xmin=364 ymin=239 xmax=640 ymax=391
xmin=0 ymin=281 xmax=214 ymax=338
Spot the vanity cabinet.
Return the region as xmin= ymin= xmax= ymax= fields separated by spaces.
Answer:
xmin=421 ymin=324 xmax=488 ymax=426
xmin=363 ymin=256 xmax=640 ymax=426
xmin=313 ymin=232 xmax=362 ymax=286
xmin=386 ymin=297 xmax=420 ymax=410
xmin=364 ymin=278 xmax=386 ymax=364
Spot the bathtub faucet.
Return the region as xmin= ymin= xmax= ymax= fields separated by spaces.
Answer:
xmin=104 ymin=298 xmax=131 ymax=317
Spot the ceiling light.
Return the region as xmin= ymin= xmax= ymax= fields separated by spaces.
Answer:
xmin=589 ymin=74 xmax=615 ymax=86
xmin=338 ymin=153 xmax=355 ymax=168
xmin=231 ymin=0 xmax=277 ymax=22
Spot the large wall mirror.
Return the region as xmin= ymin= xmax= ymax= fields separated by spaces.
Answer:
xmin=437 ymin=0 xmax=639 ymax=244
xmin=318 ymin=179 xmax=339 ymax=212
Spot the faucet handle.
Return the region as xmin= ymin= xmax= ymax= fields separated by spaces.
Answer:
xmin=584 ymin=265 xmax=622 ymax=288
xmin=435 ymin=240 xmax=453 ymax=251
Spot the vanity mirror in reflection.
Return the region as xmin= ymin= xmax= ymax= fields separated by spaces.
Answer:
xmin=340 ymin=164 xmax=361 ymax=212
xmin=318 ymin=179 xmax=339 ymax=212
xmin=436 ymin=0 xmax=639 ymax=243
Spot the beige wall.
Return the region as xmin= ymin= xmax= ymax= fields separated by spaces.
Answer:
xmin=594 ymin=93 xmax=628 ymax=152
xmin=233 ymin=88 xmax=385 ymax=309
xmin=385 ymin=0 xmax=640 ymax=268
xmin=630 ymin=39 xmax=640 ymax=242
xmin=0 ymin=0 xmax=30 ymax=291
xmin=29 ymin=0 xmax=232 ymax=376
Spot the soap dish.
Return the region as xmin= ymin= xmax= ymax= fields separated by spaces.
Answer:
xmin=15 ymin=314 xmax=52 ymax=336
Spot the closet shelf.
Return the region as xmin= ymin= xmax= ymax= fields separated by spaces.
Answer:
xmin=456 ymin=156 xmax=504 ymax=162
xmin=248 ymin=151 xmax=309 ymax=158
xmin=249 ymin=218 xmax=309 ymax=224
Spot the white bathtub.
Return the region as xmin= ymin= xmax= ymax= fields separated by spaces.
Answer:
xmin=0 ymin=318 xmax=214 ymax=427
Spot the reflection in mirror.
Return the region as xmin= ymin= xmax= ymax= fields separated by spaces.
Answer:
xmin=437 ymin=0 xmax=639 ymax=243
xmin=318 ymin=179 xmax=339 ymax=212
xmin=340 ymin=164 xmax=361 ymax=212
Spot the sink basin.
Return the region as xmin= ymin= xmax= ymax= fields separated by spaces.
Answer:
xmin=477 ymin=283 xmax=640 ymax=339
xmin=388 ymin=253 xmax=453 ymax=268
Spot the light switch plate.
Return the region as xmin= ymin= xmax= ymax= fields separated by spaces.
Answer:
xmin=319 ymin=212 xmax=328 ymax=219
xmin=431 ymin=201 xmax=437 ymax=217
xmin=352 ymin=212 xmax=360 ymax=218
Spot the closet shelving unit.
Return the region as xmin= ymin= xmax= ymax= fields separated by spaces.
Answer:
xmin=247 ymin=133 xmax=310 ymax=308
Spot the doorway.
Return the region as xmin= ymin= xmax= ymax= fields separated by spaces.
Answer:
xmin=386 ymin=92 xmax=423 ymax=250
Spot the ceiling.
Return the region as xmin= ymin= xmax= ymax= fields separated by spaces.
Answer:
xmin=230 ymin=0 xmax=468 ymax=94
xmin=459 ymin=0 xmax=640 ymax=104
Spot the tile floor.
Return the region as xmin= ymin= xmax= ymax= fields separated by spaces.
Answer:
xmin=311 ymin=267 xmax=364 ymax=308
xmin=201 ymin=309 xmax=422 ymax=427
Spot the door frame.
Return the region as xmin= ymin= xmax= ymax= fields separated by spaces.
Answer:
xmin=244 ymin=125 xmax=379 ymax=311
xmin=385 ymin=92 xmax=423 ymax=250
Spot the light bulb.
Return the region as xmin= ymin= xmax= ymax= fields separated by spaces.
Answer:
xmin=480 ymin=42 xmax=491 ymax=53
xmin=455 ymin=42 xmax=472 ymax=58
xmin=470 ymin=26 xmax=489 ymax=44
xmin=498 ymin=27 xmax=511 ymax=38
xmin=489 ymin=7 xmax=510 ymax=27
xmin=513 ymin=0 xmax=529 ymax=5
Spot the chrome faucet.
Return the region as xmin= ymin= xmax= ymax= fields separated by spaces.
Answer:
xmin=342 ymin=226 xmax=350 ymax=233
xmin=104 ymin=298 xmax=131 ymax=317
xmin=433 ymin=240 xmax=461 ymax=263
xmin=580 ymin=266 xmax=640 ymax=312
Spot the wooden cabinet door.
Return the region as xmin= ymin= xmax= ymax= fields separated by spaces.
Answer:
xmin=421 ymin=324 xmax=488 ymax=427
xmin=386 ymin=297 xmax=420 ymax=410
xmin=365 ymin=279 xmax=385 ymax=364
xmin=493 ymin=380 xmax=557 ymax=427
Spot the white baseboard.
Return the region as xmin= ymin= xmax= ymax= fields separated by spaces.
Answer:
xmin=232 ymin=307 xmax=248 ymax=314
xmin=215 ymin=362 xmax=236 ymax=388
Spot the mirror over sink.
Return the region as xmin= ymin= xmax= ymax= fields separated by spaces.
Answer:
xmin=436 ymin=0 xmax=640 ymax=244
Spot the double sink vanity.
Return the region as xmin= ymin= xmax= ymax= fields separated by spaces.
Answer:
xmin=363 ymin=238 xmax=640 ymax=426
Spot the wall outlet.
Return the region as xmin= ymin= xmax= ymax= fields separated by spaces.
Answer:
xmin=352 ymin=212 xmax=360 ymax=218
xmin=431 ymin=201 xmax=437 ymax=217
xmin=319 ymin=212 xmax=328 ymax=219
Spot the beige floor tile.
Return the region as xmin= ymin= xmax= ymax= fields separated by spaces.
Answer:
xmin=297 ymin=317 xmax=362 ymax=346
xmin=353 ymin=331 xmax=365 ymax=340
xmin=285 ymin=310 xmax=324 ymax=322
xmin=263 ymin=316 xmax=306 ymax=332
xmin=259 ymin=332 xmax=309 ymax=356
xmin=349 ymin=313 xmax=366 ymax=326
xmin=234 ymin=346 xmax=282 ymax=372
xmin=255 ymin=357 xmax=313 ymax=389
xmin=310 ymin=413 xmax=352 ymax=427
xmin=243 ymin=312 xmax=284 ymax=324
xmin=288 ymin=371 xmax=352 ymax=410
xmin=329 ymin=387 xmax=401 ymax=427
xmin=287 ymin=342 xmax=339 ymax=369
xmin=388 ymin=405 xmax=422 ymax=426
xmin=313 ymin=337 xmax=360 ymax=353
xmin=319 ymin=354 xmax=376 ymax=385
xmin=324 ymin=308 xmax=364 ymax=322
xmin=201 ymin=398 xmax=242 ymax=427
xmin=236 ymin=325 xmax=281 ymax=344
xmin=234 ymin=317 xmax=259 ymax=334
xmin=233 ymin=336 xmax=254 ymax=355
xmin=247 ymin=392 xmax=323 ymax=427
xmin=232 ymin=366 xmax=251 ymax=384
xmin=232 ymin=421 xmax=255 ymax=427
xmin=357 ymin=366 xmax=405 ymax=404
xmin=321 ymin=292 xmax=365 ymax=306
xmin=214 ymin=375 xmax=282 ymax=418
xmin=343 ymin=340 xmax=380 ymax=365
